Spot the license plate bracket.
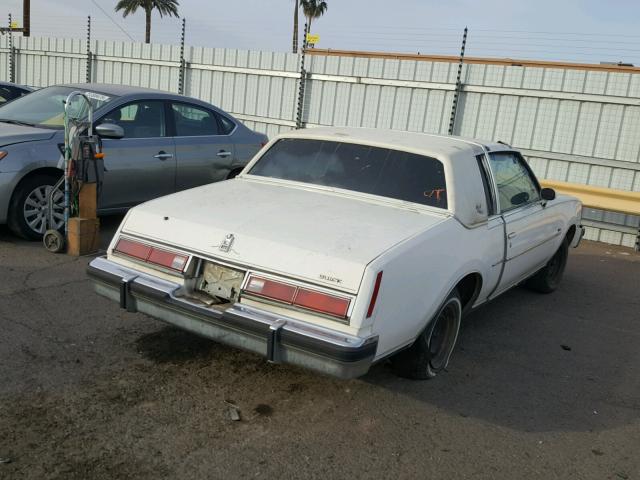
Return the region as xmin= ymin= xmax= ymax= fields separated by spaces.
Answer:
xmin=197 ymin=262 xmax=245 ymax=302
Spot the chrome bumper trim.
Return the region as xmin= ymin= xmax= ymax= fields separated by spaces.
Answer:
xmin=87 ymin=256 xmax=378 ymax=378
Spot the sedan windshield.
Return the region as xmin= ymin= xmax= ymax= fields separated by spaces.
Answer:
xmin=249 ymin=138 xmax=448 ymax=209
xmin=0 ymin=86 xmax=117 ymax=128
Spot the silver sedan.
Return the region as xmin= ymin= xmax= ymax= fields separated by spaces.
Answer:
xmin=0 ymin=83 xmax=268 ymax=239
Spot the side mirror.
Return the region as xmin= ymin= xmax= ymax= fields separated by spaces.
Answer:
xmin=540 ymin=187 xmax=556 ymax=201
xmin=95 ymin=123 xmax=124 ymax=139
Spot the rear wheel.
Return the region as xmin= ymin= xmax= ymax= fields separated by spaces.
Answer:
xmin=525 ymin=238 xmax=569 ymax=293
xmin=8 ymin=173 xmax=64 ymax=240
xmin=391 ymin=291 xmax=462 ymax=380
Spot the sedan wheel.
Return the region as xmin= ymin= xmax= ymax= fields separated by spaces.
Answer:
xmin=23 ymin=185 xmax=64 ymax=235
xmin=390 ymin=291 xmax=462 ymax=380
xmin=8 ymin=173 xmax=64 ymax=240
xmin=525 ymin=238 xmax=569 ymax=293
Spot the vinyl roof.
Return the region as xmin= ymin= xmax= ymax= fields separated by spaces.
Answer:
xmin=279 ymin=126 xmax=510 ymax=158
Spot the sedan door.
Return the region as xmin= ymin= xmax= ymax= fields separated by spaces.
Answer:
xmin=489 ymin=152 xmax=564 ymax=293
xmin=97 ymin=100 xmax=176 ymax=210
xmin=170 ymin=102 xmax=235 ymax=190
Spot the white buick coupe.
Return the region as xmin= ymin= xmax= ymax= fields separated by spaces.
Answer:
xmin=89 ymin=128 xmax=583 ymax=379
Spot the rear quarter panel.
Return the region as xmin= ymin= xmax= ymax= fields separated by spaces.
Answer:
xmin=362 ymin=217 xmax=504 ymax=360
xmin=230 ymin=126 xmax=267 ymax=171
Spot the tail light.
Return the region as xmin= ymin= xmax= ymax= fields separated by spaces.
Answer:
xmin=245 ymin=276 xmax=297 ymax=303
xmin=294 ymin=288 xmax=350 ymax=318
xmin=366 ymin=271 xmax=383 ymax=318
xmin=113 ymin=237 xmax=189 ymax=273
xmin=244 ymin=274 xmax=350 ymax=319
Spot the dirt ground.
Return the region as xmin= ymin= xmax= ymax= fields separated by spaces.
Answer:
xmin=1 ymin=217 xmax=639 ymax=480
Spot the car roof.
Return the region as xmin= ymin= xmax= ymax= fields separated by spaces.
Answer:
xmin=61 ymin=83 xmax=172 ymax=97
xmin=278 ymin=126 xmax=511 ymax=158
xmin=0 ymin=80 xmax=33 ymax=91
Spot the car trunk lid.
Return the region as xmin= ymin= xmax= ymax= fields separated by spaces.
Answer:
xmin=120 ymin=178 xmax=447 ymax=293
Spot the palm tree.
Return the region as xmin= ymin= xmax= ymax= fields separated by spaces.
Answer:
xmin=300 ymin=0 xmax=328 ymax=35
xmin=115 ymin=0 xmax=180 ymax=44
xmin=293 ymin=0 xmax=299 ymax=53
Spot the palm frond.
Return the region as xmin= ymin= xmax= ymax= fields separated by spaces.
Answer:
xmin=299 ymin=0 xmax=328 ymax=20
xmin=115 ymin=0 xmax=179 ymax=18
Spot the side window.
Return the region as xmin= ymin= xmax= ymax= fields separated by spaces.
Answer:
xmin=171 ymin=103 xmax=220 ymax=136
xmin=218 ymin=114 xmax=235 ymax=134
xmin=99 ymin=100 xmax=165 ymax=139
xmin=488 ymin=152 xmax=540 ymax=212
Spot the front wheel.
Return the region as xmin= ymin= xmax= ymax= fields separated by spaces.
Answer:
xmin=525 ymin=238 xmax=569 ymax=293
xmin=390 ymin=291 xmax=462 ymax=380
xmin=8 ymin=173 xmax=64 ymax=240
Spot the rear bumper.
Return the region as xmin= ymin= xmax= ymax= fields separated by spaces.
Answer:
xmin=87 ymin=256 xmax=378 ymax=379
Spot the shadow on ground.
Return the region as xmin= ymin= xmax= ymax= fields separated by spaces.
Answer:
xmin=363 ymin=247 xmax=640 ymax=433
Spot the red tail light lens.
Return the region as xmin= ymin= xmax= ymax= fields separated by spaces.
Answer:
xmin=147 ymin=248 xmax=189 ymax=271
xmin=244 ymin=274 xmax=350 ymax=319
xmin=114 ymin=237 xmax=189 ymax=272
xmin=294 ymin=288 xmax=350 ymax=318
xmin=114 ymin=238 xmax=152 ymax=260
xmin=245 ymin=276 xmax=297 ymax=303
xmin=366 ymin=271 xmax=383 ymax=318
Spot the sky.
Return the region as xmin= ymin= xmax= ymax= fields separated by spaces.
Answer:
xmin=4 ymin=1 xmax=640 ymax=64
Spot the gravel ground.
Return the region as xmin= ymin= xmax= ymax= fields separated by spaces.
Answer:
xmin=1 ymin=218 xmax=639 ymax=480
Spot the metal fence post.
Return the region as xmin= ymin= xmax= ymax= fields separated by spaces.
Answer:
xmin=448 ymin=27 xmax=468 ymax=135
xmin=8 ymin=14 xmax=15 ymax=83
xmin=85 ymin=16 xmax=92 ymax=83
xmin=295 ymin=23 xmax=310 ymax=129
xmin=178 ymin=18 xmax=186 ymax=95
xmin=636 ymin=225 xmax=640 ymax=252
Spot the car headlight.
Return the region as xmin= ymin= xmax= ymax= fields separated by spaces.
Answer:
xmin=0 ymin=151 xmax=7 ymax=161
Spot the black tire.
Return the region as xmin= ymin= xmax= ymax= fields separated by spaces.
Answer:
xmin=8 ymin=172 xmax=64 ymax=240
xmin=525 ymin=238 xmax=569 ymax=294
xmin=390 ymin=290 xmax=462 ymax=380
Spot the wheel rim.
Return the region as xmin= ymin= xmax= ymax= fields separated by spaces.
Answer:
xmin=23 ymin=185 xmax=64 ymax=235
xmin=428 ymin=299 xmax=461 ymax=372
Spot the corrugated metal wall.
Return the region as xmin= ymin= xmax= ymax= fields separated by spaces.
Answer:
xmin=1 ymin=35 xmax=638 ymax=247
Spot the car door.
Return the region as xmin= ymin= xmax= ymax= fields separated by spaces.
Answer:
xmin=97 ymin=100 xmax=176 ymax=210
xmin=170 ymin=102 xmax=235 ymax=190
xmin=489 ymin=152 xmax=564 ymax=292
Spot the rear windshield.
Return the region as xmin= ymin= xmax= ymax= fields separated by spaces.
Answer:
xmin=249 ymin=138 xmax=448 ymax=209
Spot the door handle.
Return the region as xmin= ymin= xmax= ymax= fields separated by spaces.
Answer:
xmin=507 ymin=232 xmax=517 ymax=239
xmin=154 ymin=151 xmax=173 ymax=160
xmin=217 ymin=150 xmax=232 ymax=158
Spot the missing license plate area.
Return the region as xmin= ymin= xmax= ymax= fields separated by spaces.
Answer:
xmin=197 ymin=262 xmax=245 ymax=304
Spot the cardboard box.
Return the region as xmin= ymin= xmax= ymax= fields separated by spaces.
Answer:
xmin=67 ymin=217 xmax=100 ymax=256
xmin=79 ymin=183 xmax=97 ymax=219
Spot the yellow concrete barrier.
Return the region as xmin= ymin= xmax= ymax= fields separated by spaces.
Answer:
xmin=541 ymin=180 xmax=640 ymax=216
